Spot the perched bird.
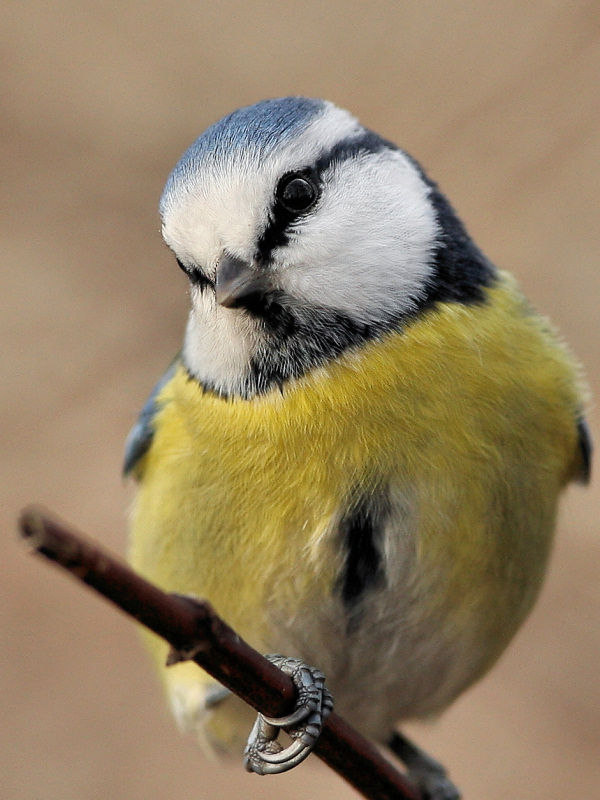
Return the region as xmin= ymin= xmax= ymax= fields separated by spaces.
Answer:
xmin=125 ymin=97 xmax=591 ymax=799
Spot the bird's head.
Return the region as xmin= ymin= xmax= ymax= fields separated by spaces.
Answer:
xmin=160 ymin=97 xmax=492 ymax=398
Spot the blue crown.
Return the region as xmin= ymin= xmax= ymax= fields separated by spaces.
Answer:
xmin=161 ymin=97 xmax=325 ymax=212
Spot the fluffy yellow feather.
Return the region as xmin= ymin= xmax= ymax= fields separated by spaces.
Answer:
xmin=128 ymin=271 xmax=585 ymax=747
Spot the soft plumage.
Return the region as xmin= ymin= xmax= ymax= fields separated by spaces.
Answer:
xmin=126 ymin=97 xmax=590 ymax=794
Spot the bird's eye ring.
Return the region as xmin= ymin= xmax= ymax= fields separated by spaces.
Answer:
xmin=276 ymin=173 xmax=318 ymax=213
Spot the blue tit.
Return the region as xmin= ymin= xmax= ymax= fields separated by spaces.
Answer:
xmin=125 ymin=97 xmax=591 ymax=798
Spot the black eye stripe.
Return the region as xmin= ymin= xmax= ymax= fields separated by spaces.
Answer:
xmin=175 ymin=257 xmax=213 ymax=288
xmin=255 ymin=134 xmax=387 ymax=262
xmin=175 ymin=257 xmax=188 ymax=275
xmin=255 ymin=170 xmax=319 ymax=259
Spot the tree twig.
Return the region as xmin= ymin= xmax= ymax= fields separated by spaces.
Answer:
xmin=18 ymin=505 xmax=420 ymax=800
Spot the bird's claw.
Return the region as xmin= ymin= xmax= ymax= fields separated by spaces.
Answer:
xmin=244 ymin=655 xmax=334 ymax=775
xmin=409 ymin=767 xmax=461 ymax=800
xmin=388 ymin=731 xmax=461 ymax=800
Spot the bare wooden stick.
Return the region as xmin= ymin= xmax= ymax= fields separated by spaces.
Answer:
xmin=18 ymin=506 xmax=420 ymax=800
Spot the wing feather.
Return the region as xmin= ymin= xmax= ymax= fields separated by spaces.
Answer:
xmin=575 ymin=416 xmax=593 ymax=485
xmin=123 ymin=356 xmax=180 ymax=478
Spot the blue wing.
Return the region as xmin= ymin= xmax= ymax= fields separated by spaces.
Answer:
xmin=123 ymin=356 xmax=181 ymax=477
xmin=576 ymin=416 xmax=592 ymax=485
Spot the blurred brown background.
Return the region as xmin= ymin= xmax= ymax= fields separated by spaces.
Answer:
xmin=2 ymin=3 xmax=599 ymax=799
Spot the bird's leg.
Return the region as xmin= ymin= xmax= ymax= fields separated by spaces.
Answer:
xmin=388 ymin=731 xmax=461 ymax=800
xmin=203 ymin=684 xmax=231 ymax=709
xmin=244 ymin=655 xmax=334 ymax=775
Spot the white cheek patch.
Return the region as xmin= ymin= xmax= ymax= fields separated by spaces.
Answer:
xmin=276 ymin=150 xmax=438 ymax=325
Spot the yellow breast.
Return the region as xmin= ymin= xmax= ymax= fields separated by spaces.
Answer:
xmin=128 ymin=272 xmax=584 ymax=731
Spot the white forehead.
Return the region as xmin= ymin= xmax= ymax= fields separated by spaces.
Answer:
xmin=160 ymin=100 xmax=364 ymax=267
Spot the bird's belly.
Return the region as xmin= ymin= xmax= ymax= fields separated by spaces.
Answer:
xmin=130 ymin=463 xmax=552 ymax=747
xmin=261 ymin=569 xmax=481 ymax=739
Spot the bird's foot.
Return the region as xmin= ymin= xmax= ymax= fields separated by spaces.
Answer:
xmin=388 ymin=731 xmax=461 ymax=800
xmin=244 ymin=655 xmax=334 ymax=775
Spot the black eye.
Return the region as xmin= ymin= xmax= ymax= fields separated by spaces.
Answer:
xmin=276 ymin=173 xmax=318 ymax=213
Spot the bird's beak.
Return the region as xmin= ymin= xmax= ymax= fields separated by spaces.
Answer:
xmin=214 ymin=254 xmax=267 ymax=308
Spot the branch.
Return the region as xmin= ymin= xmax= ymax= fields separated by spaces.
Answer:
xmin=18 ymin=506 xmax=420 ymax=800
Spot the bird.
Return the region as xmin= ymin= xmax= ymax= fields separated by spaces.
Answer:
xmin=124 ymin=97 xmax=591 ymax=799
